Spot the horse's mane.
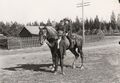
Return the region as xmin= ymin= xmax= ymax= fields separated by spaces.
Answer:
xmin=46 ymin=26 xmax=58 ymax=39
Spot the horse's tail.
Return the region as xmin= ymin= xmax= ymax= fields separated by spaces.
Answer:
xmin=80 ymin=38 xmax=83 ymax=51
xmin=78 ymin=35 xmax=83 ymax=51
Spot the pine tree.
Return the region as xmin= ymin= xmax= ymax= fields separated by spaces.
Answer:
xmin=110 ymin=12 xmax=116 ymax=30
xmin=46 ymin=19 xmax=52 ymax=26
xmin=93 ymin=15 xmax=100 ymax=30
xmin=116 ymin=14 xmax=120 ymax=31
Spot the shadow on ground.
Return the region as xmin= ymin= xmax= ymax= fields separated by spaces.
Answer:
xmin=2 ymin=64 xmax=73 ymax=73
xmin=2 ymin=63 xmax=54 ymax=73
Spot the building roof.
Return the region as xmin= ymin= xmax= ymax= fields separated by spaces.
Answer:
xmin=24 ymin=26 xmax=44 ymax=35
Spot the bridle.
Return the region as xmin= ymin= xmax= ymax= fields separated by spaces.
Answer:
xmin=39 ymin=28 xmax=48 ymax=45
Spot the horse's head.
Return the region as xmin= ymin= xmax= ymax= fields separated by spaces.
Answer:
xmin=39 ymin=27 xmax=47 ymax=45
xmin=39 ymin=26 xmax=58 ymax=46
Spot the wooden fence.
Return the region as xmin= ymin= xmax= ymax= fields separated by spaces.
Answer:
xmin=6 ymin=34 xmax=104 ymax=49
xmin=7 ymin=37 xmax=41 ymax=49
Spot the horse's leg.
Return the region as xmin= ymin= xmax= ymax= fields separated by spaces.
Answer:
xmin=60 ymin=56 xmax=64 ymax=75
xmin=59 ymin=51 xmax=65 ymax=75
xmin=70 ymin=48 xmax=79 ymax=69
xmin=49 ymin=47 xmax=55 ymax=71
xmin=78 ymin=47 xmax=84 ymax=69
xmin=54 ymin=53 xmax=59 ymax=75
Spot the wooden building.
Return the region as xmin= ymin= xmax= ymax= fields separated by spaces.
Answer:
xmin=18 ymin=26 xmax=44 ymax=37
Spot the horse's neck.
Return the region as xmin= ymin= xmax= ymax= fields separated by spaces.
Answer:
xmin=46 ymin=38 xmax=57 ymax=47
xmin=47 ymin=37 xmax=56 ymax=43
xmin=45 ymin=27 xmax=58 ymax=47
xmin=46 ymin=31 xmax=58 ymax=41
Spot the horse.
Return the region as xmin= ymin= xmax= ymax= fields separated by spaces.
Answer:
xmin=39 ymin=26 xmax=84 ymax=74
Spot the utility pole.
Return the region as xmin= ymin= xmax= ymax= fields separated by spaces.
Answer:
xmin=77 ymin=0 xmax=90 ymax=44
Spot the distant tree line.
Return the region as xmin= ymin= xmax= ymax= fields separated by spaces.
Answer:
xmin=0 ymin=12 xmax=120 ymax=37
xmin=0 ymin=22 xmax=24 ymax=37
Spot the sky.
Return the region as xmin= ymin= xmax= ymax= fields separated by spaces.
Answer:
xmin=0 ymin=0 xmax=120 ymax=24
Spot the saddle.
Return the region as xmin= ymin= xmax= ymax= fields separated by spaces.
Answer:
xmin=67 ymin=34 xmax=76 ymax=48
xmin=57 ymin=32 xmax=76 ymax=49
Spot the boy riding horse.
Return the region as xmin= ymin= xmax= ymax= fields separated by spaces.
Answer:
xmin=57 ymin=30 xmax=66 ymax=56
xmin=58 ymin=18 xmax=74 ymax=49
xmin=54 ymin=19 xmax=75 ymax=75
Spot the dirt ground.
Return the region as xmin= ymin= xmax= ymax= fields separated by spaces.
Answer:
xmin=0 ymin=36 xmax=120 ymax=83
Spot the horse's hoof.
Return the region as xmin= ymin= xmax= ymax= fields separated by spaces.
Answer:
xmin=72 ymin=65 xmax=76 ymax=69
xmin=80 ymin=66 xmax=85 ymax=70
xmin=51 ymin=67 xmax=55 ymax=71
xmin=49 ymin=65 xmax=52 ymax=68
xmin=49 ymin=65 xmax=55 ymax=68
xmin=54 ymin=72 xmax=57 ymax=75
xmin=61 ymin=72 xmax=65 ymax=75
xmin=50 ymin=65 xmax=55 ymax=71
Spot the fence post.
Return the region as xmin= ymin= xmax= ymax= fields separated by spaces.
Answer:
xmin=19 ymin=37 xmax=22 ymax=49
xmin=7 ymin=37 xmax=10 ymax=50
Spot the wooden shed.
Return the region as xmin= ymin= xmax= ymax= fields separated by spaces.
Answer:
xmin=18 ymin=26 xmax=44 ymax=37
